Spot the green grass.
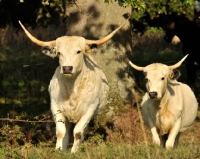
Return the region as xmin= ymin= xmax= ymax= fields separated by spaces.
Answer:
xmin=0 ymin=139 xmax=199 ymax=159
xmin=0 ymin=47 xmax=58 ymax=118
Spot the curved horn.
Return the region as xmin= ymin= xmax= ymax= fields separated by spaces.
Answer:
xmin=18 ymin=20 xmax=56 ymax=47
xmin=85 ymin=23 xmax=125 ymax=45
xmin=129 ymin=60 xmax=144 ymax=71
xmin=168 ymin=54 xmax=189 ymax=70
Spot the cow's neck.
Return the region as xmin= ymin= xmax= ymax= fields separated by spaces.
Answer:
xmin=157 ymin=83 xmax=177 ymax=135
xmin=159 ymin=81 xmax=177 ymax=115
xmin=159 ymin=84 xmax=171 ymax=115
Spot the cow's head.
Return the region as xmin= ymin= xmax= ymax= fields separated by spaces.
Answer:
xmin=19 ymin=21 xmax=123 ymax=78
xmin=41 ymin=36 xmax=98 ymax=77
xmin=128 ymin=55 xmax=188 ymax=99
xmin=164 ymin=17 xmax=181 ymax=45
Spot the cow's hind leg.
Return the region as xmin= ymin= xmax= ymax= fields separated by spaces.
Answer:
xmin=55 ymin=113 xmax=72 ymax=151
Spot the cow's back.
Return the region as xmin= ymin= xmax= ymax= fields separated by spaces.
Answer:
xmin=179 ymin=83 xmax=198 ymax=132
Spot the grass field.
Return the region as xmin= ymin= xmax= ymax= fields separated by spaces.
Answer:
xmin=0 ymin=127 xmax=200 ymax=159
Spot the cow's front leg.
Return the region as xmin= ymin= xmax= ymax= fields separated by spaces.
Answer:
xmin=54 ymin=112 xmax=72 ymax=151
xmin=141 ymin=95 xmax=160 ymax=145
xmin=165 ymin=118 xmax=181 ymax=149
xmin=71 ymin=105 xmax=97 ymax=153
xmin=151 ymin=127 xmax=160 ymax=145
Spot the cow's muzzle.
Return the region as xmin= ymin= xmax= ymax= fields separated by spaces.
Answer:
xmin=62 ymin=66 xmax=73 ymax=74
xmin=148 ymin=92 xmax=158 ymax=99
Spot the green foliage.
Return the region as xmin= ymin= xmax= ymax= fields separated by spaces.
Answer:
xmin=105 ymin=0 xmax=195 ymax=18
xmin=105 ymin=0 xmax=196 ymax=34
xmin=1 ymin=125 xmax=25 ymax=146
xmin=144 ymin=27 xmax=164 ymax=36
xmin=0 ymin=47 xmax=58 ymax=120
xmin=79 ymin=134 xmax=105 ymax=152
xmin=0 ymin=0 xmax=64 ymax=28
xmin=144 ymin=0 xmax=195 ymax=19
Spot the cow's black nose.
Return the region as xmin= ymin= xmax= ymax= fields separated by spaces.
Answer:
xmin=62 ymin=66 xmax=73 ymax=74
xmin=148 ymin=92 xmax=158 ymax=99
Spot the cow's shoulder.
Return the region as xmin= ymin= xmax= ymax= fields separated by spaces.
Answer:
xmin=84 ymin=54 xmax=107 ymax=79
xmin=84 ymin=54 xmax=98 ymax=69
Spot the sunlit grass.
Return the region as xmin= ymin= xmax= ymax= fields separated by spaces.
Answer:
xmin=0 ymin=138 xmax=199 ymax=159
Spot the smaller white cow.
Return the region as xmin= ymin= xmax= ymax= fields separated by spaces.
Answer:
xmin=128 ymin=55 xmax=198 ymax=149
xmin=19 ymin=21 xmax=123 ymax=152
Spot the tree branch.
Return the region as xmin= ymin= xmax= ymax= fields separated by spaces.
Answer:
xmin=0 ymin=118 xmax=54 ymax=123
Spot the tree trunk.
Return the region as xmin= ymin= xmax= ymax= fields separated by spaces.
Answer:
xmin=62 ymin=0 xmax=140 ymax=109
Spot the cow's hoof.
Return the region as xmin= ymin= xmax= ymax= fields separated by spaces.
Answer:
xmin=153 ymin=138 xmax=160 ymax=146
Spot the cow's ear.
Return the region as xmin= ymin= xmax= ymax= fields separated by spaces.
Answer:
xmin=169 ymin=69 xmax=181 ymax=80
xmin=85 ymin=44 xmax=97 ymax=53
xmin=41 ymin=46 xmax=57 ymax=58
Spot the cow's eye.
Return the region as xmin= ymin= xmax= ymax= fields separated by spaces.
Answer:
xmin=161 ymin=77 xmax=165 ymax=80
xmin=77 ymin=50 xmax=81 ymax=54
xmin=57 ymin=52 xmax=61 ymax=56
xmin=145 ymin=78 xmax=149 ymax=82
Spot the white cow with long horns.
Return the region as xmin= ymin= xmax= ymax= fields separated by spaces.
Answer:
xmin=19 ymin=21 xmax=123 ymax=152
xmin=128 ymin=55 xmax=198 ymax=149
